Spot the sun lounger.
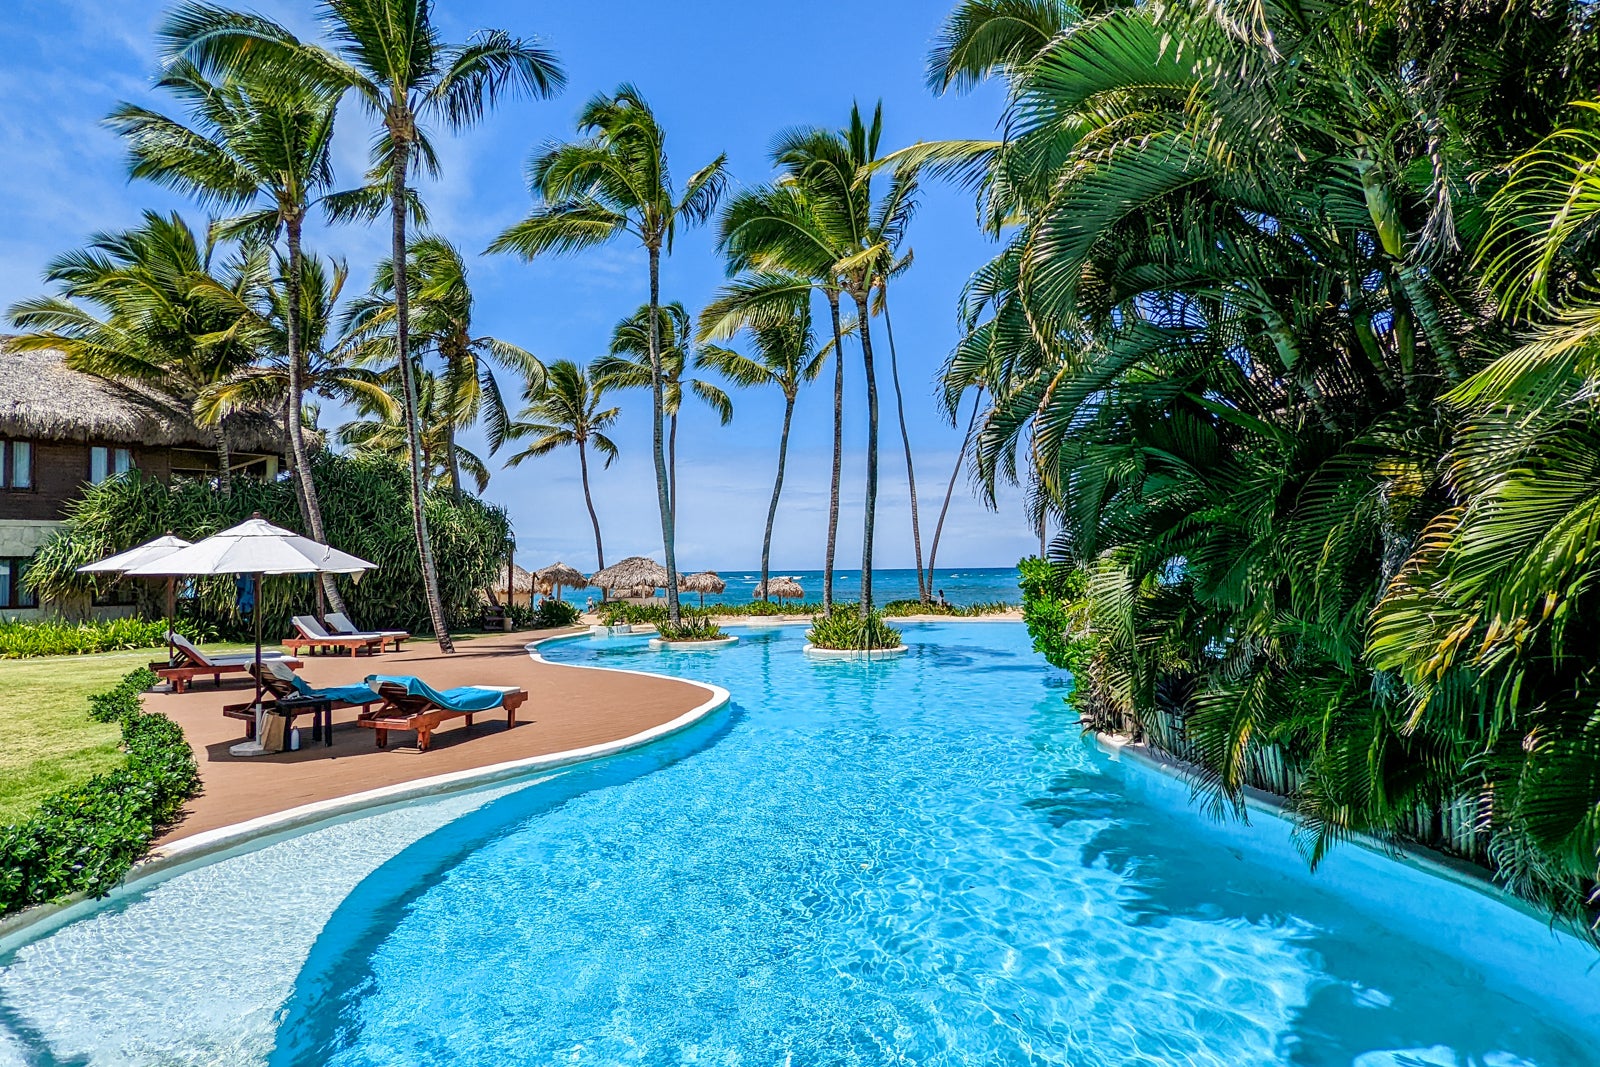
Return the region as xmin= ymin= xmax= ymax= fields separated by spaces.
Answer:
xmin=222 ymin=662 xmax=381 ymax=744
xmin=285 ymin=615 xmax=385 ymax=658
xmin=153 ymin=632 xmax=303 ymax=694
xmin=325 ymin=611 xmax=409 ymax=652
xmin=358 ymin=674 xmax=528 ymax=752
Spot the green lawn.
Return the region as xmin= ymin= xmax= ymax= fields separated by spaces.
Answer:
xmin=0 ymin=641 xmax=253 ymax=825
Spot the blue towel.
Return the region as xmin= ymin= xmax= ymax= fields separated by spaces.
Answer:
xmin=365 ymin=674 xmax=508 ymax=713
xmin=287 ymin=674 xmax=381 ymax=705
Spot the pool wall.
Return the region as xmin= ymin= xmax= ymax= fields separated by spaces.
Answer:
xmin=1096 ymin=735 xmax=1600 ymax=1033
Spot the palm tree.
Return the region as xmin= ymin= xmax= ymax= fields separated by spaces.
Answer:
xmin=343 ymin=236 xmax=544 ymax=502
xmin=106 ymin=58 xmax=354 ymax=609
xmin=340 ymin=368 xmax=490 ymax=492
xmin=698 ymin=286 xmax=824 ymax=605
xmin=162 ymin=0 xmax=565 ymax=651
xmin=489 ymin=84 xmax=727 ymax=626
xmin=594 ymin=302 xmax=732 ymax=527
xmin=503 ymin=359 xmax=619 ymax=572
xmin=8 ymin=211 xmax=263 ymax=491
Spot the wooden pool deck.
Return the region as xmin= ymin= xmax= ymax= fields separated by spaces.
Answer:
xmin=144 ymin=628 xmax=711 ymax=845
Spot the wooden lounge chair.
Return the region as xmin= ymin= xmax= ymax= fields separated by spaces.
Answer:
xmin=285 ymin=615 xmax=385 ymax=658
xmin=222 ymin=662 xmax=380 ymax=743
xmin=358 ymin=674 xmax=528 ymax=752
xmin=325 ymin=611 xmax=409 ymax=652
xmin=153 ymin=632 xmax=303 ymax=694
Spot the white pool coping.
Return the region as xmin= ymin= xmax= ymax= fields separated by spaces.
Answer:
xmin=0 ymin=635 xmax=730 ymax=949
xmin=802 ymin=643 xmax=909 ymax=660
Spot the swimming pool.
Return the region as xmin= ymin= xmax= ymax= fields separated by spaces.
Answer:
xmin=1 ymin=621 xmax=1596 ymax=1065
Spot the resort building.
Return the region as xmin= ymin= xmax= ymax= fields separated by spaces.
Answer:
xmin=0 ymin=342 xmax=285 ymax=618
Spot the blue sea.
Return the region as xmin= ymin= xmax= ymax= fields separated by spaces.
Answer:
xmin=562 ymin=566 xmax=1021 ymax=608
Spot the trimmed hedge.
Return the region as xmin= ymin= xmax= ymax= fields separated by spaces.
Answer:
xmin=0 ymin=617 xmax=217 ymax=660
xmin=0 ymin=667 xmax=199 ymax=917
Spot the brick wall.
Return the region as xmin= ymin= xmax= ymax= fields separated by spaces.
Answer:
xmin=0 ymin=440 xmax=173 ymax=522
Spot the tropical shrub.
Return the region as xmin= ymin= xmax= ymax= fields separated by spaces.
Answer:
xmin=533 ymin=598 xmax=582 ymax=628
xmin=598 ymin=601 xmax=669 ymax=626
xmin=0 ymin=667 xmax=198 ymax=917
xmin=26 ymin=452 xmax=509 ymax=639
xmin=881 ymin=598 xmax=1015 ymax=618
xmin=0 ymin=617 xmax=216 ymax=659
xmin=807 ymin=606 xmax=902 ymax=651
xmin=655 ymin=616 xmax=725 ymax=642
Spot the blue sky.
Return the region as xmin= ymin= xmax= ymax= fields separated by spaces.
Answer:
xmin=0 ymin=0 xmax=1036 ymax=571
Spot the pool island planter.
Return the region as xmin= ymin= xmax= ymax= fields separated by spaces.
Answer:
xmin=802 ymin=643 xmax=908 ymax=661
xmin=648 ymin=635 xmax=739 ymax=651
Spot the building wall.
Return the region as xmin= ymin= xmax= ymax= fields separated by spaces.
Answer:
xmin=0 ymin=440 xmax=173 ymax=523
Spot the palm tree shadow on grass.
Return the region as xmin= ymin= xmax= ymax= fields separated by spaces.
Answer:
xmin=266 ymin=701 xmax=739 ymax=1066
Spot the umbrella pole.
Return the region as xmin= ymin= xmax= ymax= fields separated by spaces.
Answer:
xmin=253 ymin=571 xmax=264 ymax=709
xmin=166 ymin=576 xmax=177 ymax=667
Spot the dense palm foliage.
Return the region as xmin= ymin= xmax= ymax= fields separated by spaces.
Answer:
xmin=162 ymin=0 xmax=565 ymax=651
xmin=503 ymin=359 xmax=619 ymax=571
xmin=490 ymin=84 xmax=727 ymax=625
xmin=922 ymin=0 xmax=1600 ymax=929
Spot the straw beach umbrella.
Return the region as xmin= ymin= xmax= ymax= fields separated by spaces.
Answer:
xmin=755 ymin=576 xmax=804 ymax=606
xmin=679 ymin=570 xmax=725 ymax=609
xmin=487 ymin=563 xmax=537 ymax=608
xmin=537 ymin=562 xmax=589 ymax=602
xmin=79 ymin=533 xmax=192 ymax=664
xmin=589 ymin=556 xmax=669 ymax=598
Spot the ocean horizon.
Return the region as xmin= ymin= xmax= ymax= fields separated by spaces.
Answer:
xmin=555 ymin=566 xmax=1023 ymax=608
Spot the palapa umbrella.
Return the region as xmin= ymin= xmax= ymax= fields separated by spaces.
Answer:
xmin=79 ymin=533 xmax=192 ymax=665
xmin=755 ymin=576 xmax=805 ymax=605
xmin=488 ymin=563 xmax=537 ymax=607
xmin=679 ymin=570 xmax=725 ymax=609
xmin=127 ymin=515 xmax=376 ymax=755
xmin=536 ymin=561 xmax=588 ymax=602
xmin=589 ymin=556 xmax=668 ymax=598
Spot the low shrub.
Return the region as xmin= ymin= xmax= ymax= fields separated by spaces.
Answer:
xmin=655 ymin=616 xmax=725 ymax=642
xmin=533 ymin=598 xmax=582 ymax=628
xmin=881 ymin=599 xmax=1016 ymax=618
xmin=598 ymin=601 xmax=669 ymax=625
xmin=806 ymin=605 xmax=902 ymax=651
xmin=0 ymin=667 xmax=200 ymax=917
xmin=0 ymin=617 xmax=217 ymax=659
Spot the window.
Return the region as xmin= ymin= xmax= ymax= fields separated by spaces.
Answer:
xmin=0 ymin=557 xmax=38 ymax=609
xmin=0 ymin=439 xmax=32 ymax=489
xmin=89 ymin=446 xmax=132 ymax=485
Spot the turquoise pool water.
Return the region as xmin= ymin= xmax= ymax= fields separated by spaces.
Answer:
xmin=1 ymin=622 xmax=1596 ymax=1065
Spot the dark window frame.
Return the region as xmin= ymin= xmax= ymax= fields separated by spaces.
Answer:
xmin=0 ymin=556 xmax=38 ymax=610
xmin=88 ymin=444 xmax=134 ymax=486
xmin=0 ymin=439 xmax=35 ymax=492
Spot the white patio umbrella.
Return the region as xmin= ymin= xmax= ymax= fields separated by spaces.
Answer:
xmin=127 ymin=515 xmax=376 ymax=756
xmin=79 ymin=533 xmax=192 ymax=665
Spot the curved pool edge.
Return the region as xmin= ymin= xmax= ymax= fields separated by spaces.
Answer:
xmin=0 ymin=643 xmax=731 ymax=954
xmin=1092 ymin=731 xmax=1600 ymax=1032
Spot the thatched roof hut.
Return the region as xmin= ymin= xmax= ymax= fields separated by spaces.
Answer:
xmin=0 ymin=343 xmax=282 ymax=452
xmin=755 ymin=576 xmax=805 ymax=603
xmin=484 ymin=563 xmax=537 ymax=606
xmin=590 ymin=556 xmax=668 ymax=593
xmin=680 ymin=569 xmax=725 ymax=608
xmin=536 ymin=562 xmax=588 ymax=596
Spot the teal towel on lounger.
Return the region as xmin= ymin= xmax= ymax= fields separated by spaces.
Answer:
xmin=286 ymin=674 xmax=381 ymax=705
xmin=364 ymin=674 xmax=508 ymax=712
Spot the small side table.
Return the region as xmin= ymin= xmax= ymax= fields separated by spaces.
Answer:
xmin=272 ymin=696 xmax=334 ymax=747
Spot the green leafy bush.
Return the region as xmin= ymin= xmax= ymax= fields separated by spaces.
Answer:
xmin=598 ymin=601 xmax=669 ymax=625
xmin=1018 ymin=557 xmax=1093 ymax=672
xmin=807 ymin=606 xmax=902 ymax=651
xmin=0 ymin=617 xmax=216 ymax=660
xmin=655 ymin=616 xmax=725 ymax=642
xmin=0 ymin=667 xmax=199 ymax=917
xmin=533 ymin=598 xmax=582 ymax=628
xmin=26 ymin=452 xmax=509 ymax=639
xmin=881 ymin=599 xmax=1015 ymax=618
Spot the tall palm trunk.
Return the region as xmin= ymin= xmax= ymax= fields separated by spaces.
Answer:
xmin=854 ymin=287 xmax=880 ymax=618
xmin=759 ymin=393 xmax=797 ymax=603
xmin=214 ymin=422 xmax=232 ymax=497
xmin=880 ymin=288 xmax=927 ymax=602
xmin=578 ymin=439 xmax=605 ymax=571
xmin=647 ymin=244 xmax=682 ymax=624
xmin=927 ymin=390 xmax=981 ymax=596
xmin=445 ymin=420 xmax=464 ymax=504
xmin=823 ymin=289 xmax=845 ymax=612
xmin=390 ymin=126 xmax=454 ymax=652
xmin=668 ymin=412 xmax=678 ymax=530
xmin=285 ymin=216 xmax=348 ymax=617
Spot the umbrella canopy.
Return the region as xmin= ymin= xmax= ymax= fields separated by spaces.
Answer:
xmin=589 ymin=556 xmax=669 ymax=592
xmin=126 ymin=517 xmax=375 ymax=577
xmin=679 ymin=570 xmax=725 ymax=595
xmin=537 ymin=562 xmax=588 ymax=593
xmin=756 ymin=577 xmax=805 ymax=602
xmin=77 ymin=533 xmax=192 ymax=574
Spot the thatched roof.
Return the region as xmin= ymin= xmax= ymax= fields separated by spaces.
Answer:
xmin=536 ymin=562 xmax=588 ymax=590
xmin=0 ymin=342 xmax=282 ymax=453
xmin=590 ymin=556 xmax=668 ymax=591
xmin=679 ymin=570 xmax=726 ymax=594
xmin=488 ymin=563 xmax=537 ymax=595
xmin=755 ymin=576 xmax=805 ymax=600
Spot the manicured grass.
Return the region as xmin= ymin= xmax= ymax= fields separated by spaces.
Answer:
xmin=0 ymin=641 xmax=252 ymax=825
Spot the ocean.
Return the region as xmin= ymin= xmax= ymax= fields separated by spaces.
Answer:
xmin=560 ymin=566 xmax=1022 ymax=608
